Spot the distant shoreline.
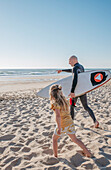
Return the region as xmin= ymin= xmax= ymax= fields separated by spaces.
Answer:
xmin=0 ymin=75 xmax=68 ymax=93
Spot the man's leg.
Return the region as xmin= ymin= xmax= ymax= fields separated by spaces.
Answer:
xmin=70 ymin=97 xmax=78 ymax=120
xmin=79 ymin=94 xmax=99 ymax=127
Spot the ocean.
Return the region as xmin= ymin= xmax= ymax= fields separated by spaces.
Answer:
xmin=0 ymin=69 xmax=68 ymax=83
xmin=0 ymin=68 xmax=111 ymax=82
xmin=0 ymin=69 xmax=59 ymax=77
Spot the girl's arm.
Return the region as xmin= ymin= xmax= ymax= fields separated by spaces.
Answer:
xmin=55 ymin=109 xmax=61 ymax=134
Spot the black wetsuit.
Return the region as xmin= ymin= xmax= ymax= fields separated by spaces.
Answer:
xmin=62 ymin=63 xmax=96 ymax=123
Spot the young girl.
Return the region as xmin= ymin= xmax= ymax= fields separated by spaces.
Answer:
xmin=49 ymin=84 xmax=92 ymax=158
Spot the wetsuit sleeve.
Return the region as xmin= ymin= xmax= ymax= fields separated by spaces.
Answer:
xmin=71 ymin=67 xmax=78 ymax=93
xmin=61 ymin=69 xmax=72 ymax=73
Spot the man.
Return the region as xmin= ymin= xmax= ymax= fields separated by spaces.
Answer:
xmin=57 ymin=55 xmax=99 ymax=128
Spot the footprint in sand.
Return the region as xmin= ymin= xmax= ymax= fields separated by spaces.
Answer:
xmin=81 ymin=162 xmax=94 ymax=169
xmin=21 ymin=127 xmax=29 ymax=132
xmin=13 ymin=124 xmax=23 ymax=127
xmin=21 ymin=132 xmax=29 ymax=139
xmin=0 ymin=147 xmax=6 ymax=154
xmin=95 ymin=156 xmax=110 ymax=167
xmin=9 ymin=142 xmax=16 ymax=146
xmin=35 ymin=114 xmax=41 ymax=119
xmin=70 ymin=153 xmax=85 ymax=167
xmin=3 ymin=156 xmax=16 ymax=164
xmin=42 ymin=149 xmax=53 ymax=155
xmin=11 ymin=115 xmax=20 ymax=121
xmin=99 ymin=146 xmax=111 ymax=153
xmin=33 ymin=128 xmax=38 ymax=133
xmin=10 ymin=146 xmax=21 ymax=152
xmin=0 ymin=134 xmax=15 ymax=141
xmin=24 ymin=152 xmax=37 ymax=161
xmin=21 ymin=164 xmax=35 ymax=169
xmin=41 ymin=156 xmax=59 ymax=165
xmin=11 ymin=128 xmax=18 ymax=133
xmin=100 ymin=152 xmax=111 ymax=160
xmin=41 ymin=144 xmax=50 ymax=149
xmin=21 ymin=147 xmax=31 ymax=152
xmin=44 ymin=125 xmax=52 ymax=130
xmin=65 ymin=144 xmax=75 ymax=151
xmin=15 ymin=143 xmax=24 ymax=147
xmin=4 ymin=157 xmax=21 ymax=169
xmin=42 ymin=131 xmax=53 ymax=138
xmin=18 ymin=137 xmax=25 ymax=143
xmin=25 ymin=137 xmax=35 ymax=146
xmin=29 ymin=132 xmax=34 ymax=136
xmin=41 ymin=123 xmax=46 ymax=126
xmin=37 ymin=138 xmax=48 ymax=144
xmin=47 ymin=115 xmax=52 ymax=119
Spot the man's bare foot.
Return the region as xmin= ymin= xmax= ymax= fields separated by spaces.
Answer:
xmin=94 ymin=121 xmax=99 ymax=128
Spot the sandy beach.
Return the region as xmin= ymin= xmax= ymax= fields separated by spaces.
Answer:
xmin=0 ymin=75 xmax=111 ymax=170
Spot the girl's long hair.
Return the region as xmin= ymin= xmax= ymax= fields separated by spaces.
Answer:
xmin=49 ymin=84 xmax=69 ymax=111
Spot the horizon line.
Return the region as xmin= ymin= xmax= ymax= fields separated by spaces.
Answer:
xmin=0 ymin=67 xmax=111 ymax=69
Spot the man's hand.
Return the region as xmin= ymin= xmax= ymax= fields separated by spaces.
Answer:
xmin=69 ymin=92 xmax=75 ymax=98
xmin=57 ymin=70 xmax=62 ymax=74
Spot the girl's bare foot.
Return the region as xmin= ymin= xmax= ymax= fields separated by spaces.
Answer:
xmin=77 ymin=150 xmax=92 ymax=158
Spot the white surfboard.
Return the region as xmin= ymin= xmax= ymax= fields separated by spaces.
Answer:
xmin=37 ymin=70 xmax=111 ymax=98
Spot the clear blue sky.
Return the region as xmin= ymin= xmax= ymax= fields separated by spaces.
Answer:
xmin=0 ymin=0 xmax=111 ymax=69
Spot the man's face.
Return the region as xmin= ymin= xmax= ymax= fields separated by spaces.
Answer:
xmin=69 ymin=57 xmax=74 ymax=67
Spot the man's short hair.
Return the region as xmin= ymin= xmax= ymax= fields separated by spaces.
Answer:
xmin=70 ymin=55 xmax=78 ymax=60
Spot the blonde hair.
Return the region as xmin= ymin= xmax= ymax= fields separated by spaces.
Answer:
xmin=49 ymin=84 xmax=69 ymax=111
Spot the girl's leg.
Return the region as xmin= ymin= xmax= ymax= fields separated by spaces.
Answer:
xmin=68 ymin=134 xmax=91 ymax=157
xmin=52 ymin=134 xmax=60 ymax=157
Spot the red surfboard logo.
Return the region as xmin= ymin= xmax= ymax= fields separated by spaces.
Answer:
xmin=94 ymin=73 xmax=103 ymax=82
